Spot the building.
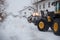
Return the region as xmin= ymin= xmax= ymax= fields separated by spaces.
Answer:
xmin=19 ymin=6 xmax=35 ymax=18
xmin=32 ymin=0 xmax=58 ymax=14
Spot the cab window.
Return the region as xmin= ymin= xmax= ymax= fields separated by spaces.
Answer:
xmin=55 ymin=2 xmax=60 ymax=11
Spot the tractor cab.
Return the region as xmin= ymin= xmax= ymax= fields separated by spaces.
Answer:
xmin=52 ymin=1 xmax=60 ymax=14
xmin=51 ymin=1 xmax=60 ymax=18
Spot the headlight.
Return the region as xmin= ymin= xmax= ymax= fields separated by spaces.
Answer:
xmin=33 ymin=13 xmax=40 ymax=16
xmin=35 ymin=13 xmax=39 ymax=16
xmin=33 ymin=13 xmax=36 ymax=16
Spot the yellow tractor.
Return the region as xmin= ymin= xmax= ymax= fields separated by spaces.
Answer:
xmin=37 ymin=1 xmax=60 ymax=35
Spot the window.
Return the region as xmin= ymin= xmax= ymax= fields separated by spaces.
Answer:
xmin=48 ymin=2 xmax=50 ymax=7
xmin=43 ymin=3 xmax=45 ymax=8
xmin=55 ymin=2 xmax=60 ymax=11
xmin=39 ymin=5 xmax=41 ymax=9
xmin=28 ymin=9 xmax=31 ymax=11
xmin=59 ymin=3 xmax=60 ymax=10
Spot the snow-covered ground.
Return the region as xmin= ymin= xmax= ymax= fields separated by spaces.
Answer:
xmin=0 ymin=15 xmax=60 ymax=40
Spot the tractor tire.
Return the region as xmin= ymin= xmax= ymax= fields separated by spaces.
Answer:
xmin=52 ymin=19 xmax=60 ymax=36
xmin=37 ymin=19 xmax=49 ymax=31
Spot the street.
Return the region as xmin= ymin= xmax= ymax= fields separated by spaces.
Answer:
xmin=0 ymin=15 xmax=60 ymax=40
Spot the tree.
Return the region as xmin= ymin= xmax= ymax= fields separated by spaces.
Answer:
xmin=0 ymin=0 xmax=7 ymax=22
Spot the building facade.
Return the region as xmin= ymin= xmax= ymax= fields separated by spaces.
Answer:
xmin=32 ymin=0 xmax=58 ymax=14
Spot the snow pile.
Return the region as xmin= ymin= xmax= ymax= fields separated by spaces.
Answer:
xmin=0 ymin=15 xmax=38 ymax=40
xmin=0 ymin=15 xmax=60 ymax=40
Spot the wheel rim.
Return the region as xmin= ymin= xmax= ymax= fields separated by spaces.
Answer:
xmin=53 ymin=22 xmax=58 ymax=32
xmin=39 ymin=21 xmax=44 ymax=29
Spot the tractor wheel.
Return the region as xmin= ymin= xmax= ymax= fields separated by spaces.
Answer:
xmin=37 ymin=19 xmax=49 ymax=31
xmin=53 ymin=19 xmax=60 ymax=36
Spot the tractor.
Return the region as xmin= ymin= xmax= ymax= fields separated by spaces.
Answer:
xmin=36 ymin=1 xmax=60 ymax=35
xmin=27 ymin=1 xmax=60 ymax=36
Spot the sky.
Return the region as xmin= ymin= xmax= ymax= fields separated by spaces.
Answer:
xmin=6 ymin=0 xmax=32 ymax=14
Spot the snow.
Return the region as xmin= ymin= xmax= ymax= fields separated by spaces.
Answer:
xmin=0 ymin=15 xmax=60 ymax=40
